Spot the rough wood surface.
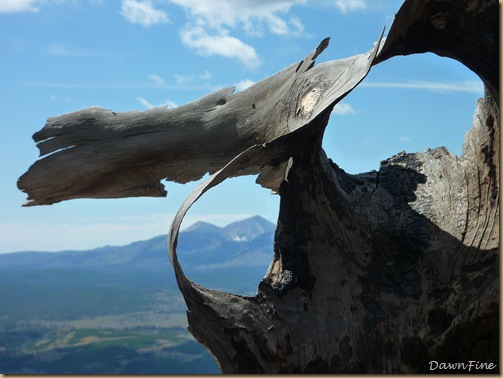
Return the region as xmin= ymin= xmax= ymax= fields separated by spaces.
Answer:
xmin=166 ymin=0 xmax=499 ymax=372
xmin=167 ymin=90 xmax=498 ymax=373
xmin=18 ymin=33 xmax=383 ymax=205
xmin=18 ymin=0 xmax=499 ymax=373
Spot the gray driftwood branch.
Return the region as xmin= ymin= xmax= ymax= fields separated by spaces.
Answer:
xmin=18 ymin=34 xmax=381 ymax=206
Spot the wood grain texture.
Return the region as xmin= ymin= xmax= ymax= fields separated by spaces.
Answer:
xmin=18 ymin=35 xmax=382 ymax=206
xmin=164 ymin=0 xmax=499 ymax=372
xmin=168 ymin=92 xmax=498 ymax=372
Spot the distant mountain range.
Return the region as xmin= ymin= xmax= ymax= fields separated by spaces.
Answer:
xmin=0 ymin=215 xmax=275 ymax=275
xmin=0 ymin=215 xmax=276 ymax=374
xmin=185 ymin=215 xmax=275 ymax=242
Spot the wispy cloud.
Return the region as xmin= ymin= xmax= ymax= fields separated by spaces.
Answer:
xmin=121 ymin=0 xmax=169 ymax=27
xmin=46 ymin=43 xmax=98 ymax=57
xmin=22 ymin=80 xmax=216 ymax=91
xmin=174 ymin=70 xmax=213 ymax=85
xmin=399 ymin=136 xmax=412 ymax=142
xmin=333 ymin=102 xmax=356 ymax=115
xmin=148 ymin=74 xmax=165 ymax=86
xmin=234 ymin=79 xmax=255 ymax=92
xmin=174 ymin=73 xmax=194 ymax=85
xmin=29 ymin=79 xmax=483 ymax=96
xmin=361 ymin=80 xmax=484 ymax=93
xmin=136 ymin=96 xmax=178 ymax=109
xmin=0 ymin=0 xmax=86 ymax=14
xmin=200 ymin=70 xmax=212 ymax=81
xmin=136 ymin=97 xmax=155 ymax=109
xmin=334 ymin=0 xmax=366 ymax=14
xmin=0 ymin=0 xmax=40 ymax=13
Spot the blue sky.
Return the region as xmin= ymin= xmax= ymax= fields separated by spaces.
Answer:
xmin=1 ymin=0 xmax=483 ymax=253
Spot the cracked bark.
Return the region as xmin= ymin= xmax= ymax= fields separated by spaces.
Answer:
xmin=18 ymin=0 xmax=498 ymax=373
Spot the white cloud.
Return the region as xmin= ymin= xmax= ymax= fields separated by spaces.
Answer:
xmin=180 ymin=25 xmax=261 ymax=69
xmin=137 ymin=96 xmax=155 ymax=109
xmin=121 ymin=0 xmax=169 ymax=27
xmin=148 ymin=74 xmax=164 ymax=86
xmin=171 ymin=0 xmax=307 ymax=69
xmin=0 ymin=0 xmax=40 ymax=13
xmin=334 ymin=0 xmax=366 ymax=14
xmin=174 ymin=73 xmax=194 ymax=85
xmin=399 ymin=136 xmax=412 ymax=142
xmin=234 ymin=79 xmax=255 ymax=92
xmin=170 ymin=0 xmax=306 ymax=36
xmin=361 ymin=80 xmax=484 ymax=93
xmin=0 ymin=0 xmax=99 ymax=14
xmin=137 ymin=96 xmax=178 ymax=109
xmin=163 ymin=99 xmax=179 ymax=108
xmin=46 ymin=43 xmax=96 ymax=57
xmin=288 ymin=16 xmax=304 ymax=34
xmin=333 ymin=102 xmax=356 ymax=115
xmin=200 ymin=70 xmax=212 ymax=81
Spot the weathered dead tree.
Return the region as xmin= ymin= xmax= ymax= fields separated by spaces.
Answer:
xmin=18 ymin=0 xmax=498 ymax=373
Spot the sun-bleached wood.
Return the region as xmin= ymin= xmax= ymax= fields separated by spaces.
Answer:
xmin=18 ymin=35 xmax=382 ymax=206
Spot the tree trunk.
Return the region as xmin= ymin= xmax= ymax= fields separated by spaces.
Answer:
xmin=18 ymin=0 xmax=498 ymax=373
xmin=169 ymin=89 xmax=498 ymax=373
